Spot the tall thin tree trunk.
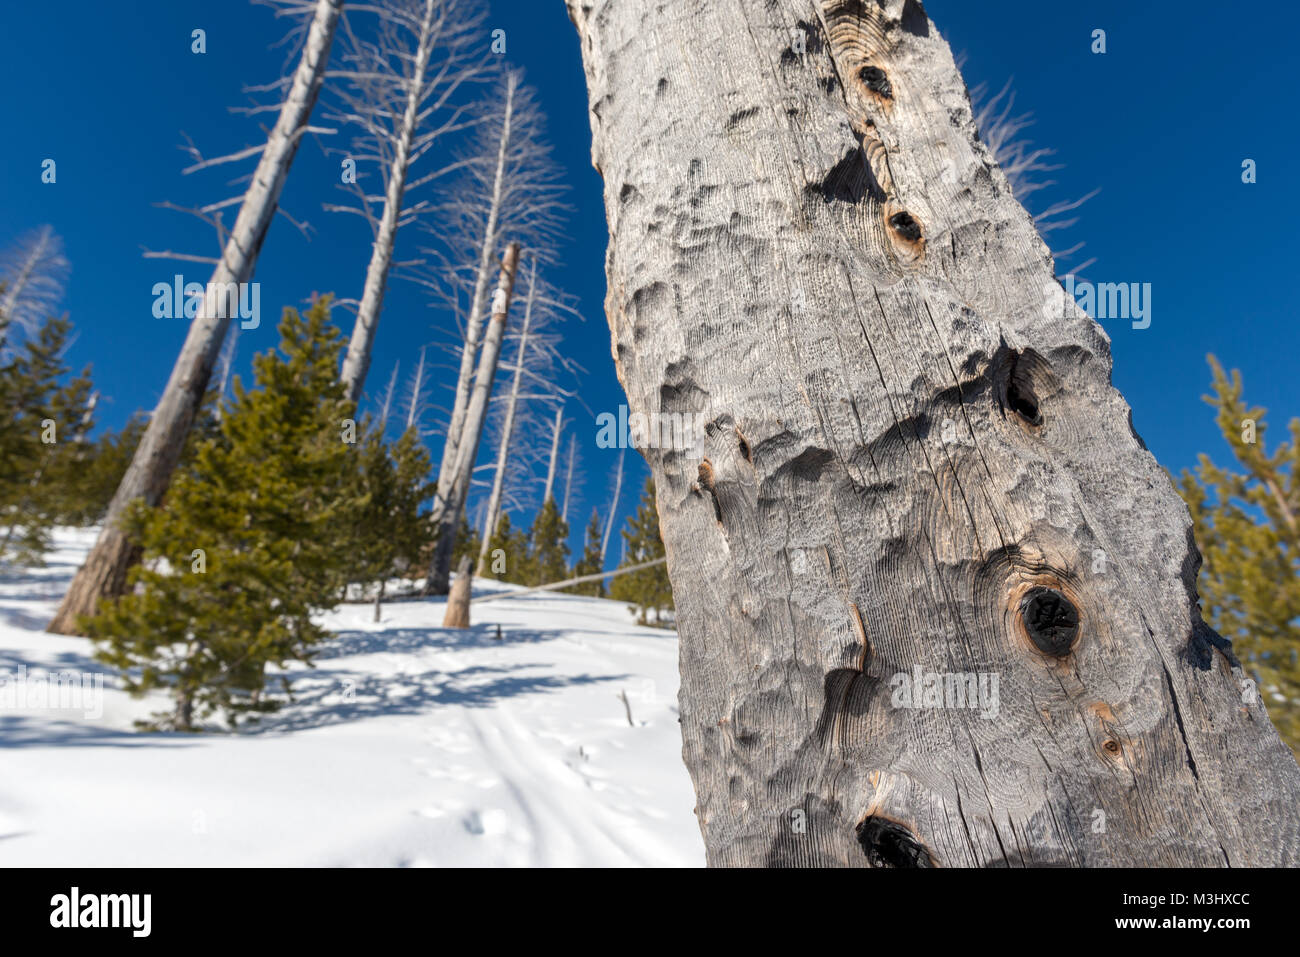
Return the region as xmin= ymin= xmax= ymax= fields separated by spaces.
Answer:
xmin=379 ymin=360 xmax=400 ymax=428
xmin=560 ymin=434 xmax=576 ymax=524
xmin=48 ymin=0 xmax=343 ymax=635
xmin=0 ymin=225 xmax=59 ymax=336
xmin=339 ymin=0 xmax=438 ymax=402
xmin=567 ymin=0 xmax=1300 ymax=866
xmin=435 ymin=75 xmax=517 ymax=512
xmin=599 ymin=448 xmax=623 ymax=564
xmin=405 ymin=346 xmax=426 ymax=432
xmin=426 ymin=241 xmax=520 ymax=594
xmin=477 ymin=256 xmax=537 ymax=573
xmin=542 ymin=406 xmax=563 ymax=504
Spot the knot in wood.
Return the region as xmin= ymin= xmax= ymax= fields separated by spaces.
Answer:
xmin=888 ymin=210 xmax=922 ymax=241
xmin=857 ymin=65 xmax=893 ymax=98
xmin=1020 ymin=587 xmax=1079 ymax=657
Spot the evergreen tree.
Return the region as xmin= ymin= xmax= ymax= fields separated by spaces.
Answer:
xmin=527 ymin=498 xmax=569 ymax=586
xmin=47 ymin=414 xmax=147 ymax=528
xmin=568 ymin=509 xmax=606 ymax=596
xmin=483 ymin=511 xmax=530 ymax=584
xmin=609 ymin=478 xmax=673 ymax=625
xmin=1177 ymin=356 xmax=1300 ymax=756
xmin=85 ymin=298 xmax=364 ymax=731
xmin=345 ymin=422 xmax=435 ymax=616
xmin=0 ymin=312 xmax=94 ymax=565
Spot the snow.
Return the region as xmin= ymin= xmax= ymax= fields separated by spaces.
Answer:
xmin=0 ymin=529 xmax=703 ymax=867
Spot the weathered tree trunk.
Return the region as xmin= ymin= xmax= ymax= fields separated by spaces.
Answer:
xmin=434 ymin=76 xmax=517 ymax=511
xmin=599 ymin=448 xmax=623 ymax=564
xmin=426 ymin=241 xmax=520 ymax=594
xmin=560 ymin=434 xmax=577 ymax=524
xmin=477 ymin=256 xmax=538 ymax=574
xmin=338 ymin=0 xmax=439 ymax=402
xmin=567 ymin=0 xmax=1300 ymax=866
xmin=404 ymin=346 xmax=426 ymax=432
xmin=442 ymin=555 xmax=473 ymax=627
xmin=48 ymin=0 xmax=343 ymax=635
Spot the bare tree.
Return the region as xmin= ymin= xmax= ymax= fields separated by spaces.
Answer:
xmin=49 ymin=0 xmax=344 ymax=634
xmin=425 ymin=241 xmax=520 ymax=593
xmin=560 ymin=433 xmax=579 ymax=524
xmin=599 ymin=447 xmax=623 ymax=565
xmin=401 ymin=345 xmax=436 ymax=434
xmin=423 ymin=70 xmax=566 ymax=524
xmin=377 ymin=359 xmax=400 ymax=428
xmin=567 ymin=0 xmax=1300 ymax=866
xmin=541 ymin=407 xmax=564 ymax=504
xmin=326 ymin=0 xmax=487 ymax=402
xmin=213 ymin=325 xmax=240 ymax=420
xmin=0 ymin=226 xmax=70 ymax=356
xmin=473 ymin=255 xmax=579 ymax=571
xmin=476 ymin=256 xmax=539 ymax=571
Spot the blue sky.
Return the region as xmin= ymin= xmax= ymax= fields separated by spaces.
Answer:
xmin=2 ymin=0 xmax=1296 ymax=563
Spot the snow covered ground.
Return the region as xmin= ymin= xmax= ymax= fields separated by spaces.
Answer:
xmin=0 ymin=529 xmax=703 ymax=867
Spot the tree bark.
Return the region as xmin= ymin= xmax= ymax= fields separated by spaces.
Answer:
xmin=442 ymin=555 xmax=473 ymax=627
xmin=426 ymin=241 xmax=520 ymax=594
xmin=48 ymin=0 xmax=343 ymax=635
xmin=477 ymin=256 xmax=537 ymax=574
xmin=567 ymin=0 xmax=1300 ymax=866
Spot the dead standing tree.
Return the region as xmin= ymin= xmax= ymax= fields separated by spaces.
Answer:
xmin=0 ymin=225 xmax=70 ymax=357
xmin=49 ymin=0 xmax=345 ymax=634
xmin=425 ymin=241 xmax=520 ymax=593
xmin=474 ymin=255 xmax=582 ymax=573
xmin=567 ymin=0 xmax=1300 ymax=866
xmin=424 ymin=71 xmax=566 ymax=544
xmin=326 ymin=0 xmax=486 ymax=402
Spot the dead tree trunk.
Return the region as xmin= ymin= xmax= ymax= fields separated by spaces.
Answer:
xmin=567 ymin=0 xmax=1300 ymax=866
xmin=599 ymin=448 xmax=623 ymax=564
xmin=426 ymin=241 xmax=520 ymax=594
xmin=542 ymin=406 xmax=563 ymax=504
xmin=442 ymin=555 xmax=473 ymax=627
xmin=434 ymin=76 xmax=517 ymax=512
xmin=337 ymin=0 xmax=436 ymax=402
xmin=477 ymin=256 xmax=538 ymax=574
xmin=48 ymin=0 xmax=343 ymax=634
xmin=560 ymin=434 xmax=577 ymax=524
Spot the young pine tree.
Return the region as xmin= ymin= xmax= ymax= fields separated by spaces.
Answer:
xmin=609 ymin=478 xmax=673 ymax=626
xmin=567 ymin=509 xmax=606 ymax=596
xmin=1177 ymin=356 xmax=1300 ymax=756
xmin=527 ymin=498 xmax=569 ymax=586
xmin=345 ymin=422 xmax=435 ymax=619
xmin=483 ymin=512 xmax=530 ymax=584
xmin=47 ymin=414 xmax=148 ymax=528
xmin=86 ymin=298 xmax=364 ymax=731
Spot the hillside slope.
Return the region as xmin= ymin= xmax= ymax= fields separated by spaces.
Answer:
xmin=0 ymin=530 xmax=702 ymax=867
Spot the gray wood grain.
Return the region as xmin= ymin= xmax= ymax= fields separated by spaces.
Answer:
xmin=566 ymin=0 xmax=1300 ymax=866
